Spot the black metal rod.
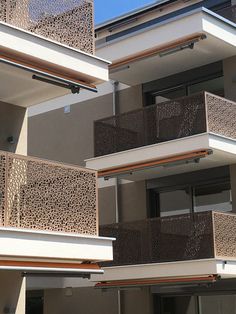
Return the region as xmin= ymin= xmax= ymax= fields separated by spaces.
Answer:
xmin=32 ymin=74 xmax=80 ymax=94
xmin=0 ymin=58 xmax=97 ymax=93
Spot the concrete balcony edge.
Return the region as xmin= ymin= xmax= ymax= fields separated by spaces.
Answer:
xmin=0 ymin=227 xmax=115 ymax=267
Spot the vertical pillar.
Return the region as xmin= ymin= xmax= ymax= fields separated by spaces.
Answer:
xmin=223 ymin=56 xmax=236 ymax=102
xmin=230 ymin=165 xmax=236 ymax=213
xmin=0 ymin=271 xmax=26 ymax=314
xmin=16 ymin=108 xmax=28 ymax=156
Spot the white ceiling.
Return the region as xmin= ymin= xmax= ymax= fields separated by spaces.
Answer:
xmin=0 ymin=62 xmax=69 ymax=107
xmin=115 ymin=148 xmax=236 ymax=182
xmin=109 ymin=34 xmax=236 ymax=86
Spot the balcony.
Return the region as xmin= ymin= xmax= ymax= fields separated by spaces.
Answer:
xmin=0 ymin=0 xmax=109 ymax=107
xmin=97 ymin=7 xmax=235 ymax=86
xmin=0 ymin=0 xmax=94 ymax=54
xmin=86 ymin=93 xmax=236 ymax=181
xmin=94 ymin=92 xmax=236 ymax=157
xmin=94 ymin=211 xmax=236 ymax=287
xmin=0 ymin=150 xmax=97 ymax=234
xmin=100 ymin=211 xmax=236 ymax=267
xmin=0 ymin=151 xmax=113 ymax=274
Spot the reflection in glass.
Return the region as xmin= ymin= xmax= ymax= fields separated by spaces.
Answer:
xmin=159 ymin=188 xmax=191 ymax=217
xmin=194 ymin=182 xmax=232 ymax=213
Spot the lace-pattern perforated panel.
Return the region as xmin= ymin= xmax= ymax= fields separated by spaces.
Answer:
xmin=94 ymin=92 xmax=236 ymax=157
xmin=100 ymin=212 xmax=214 ymax=266
xmin=94 ymin=93 xmax=206 ymax=157
xmin=206 ymin=93 xmax=236 ymax=139
xmin=213 ymin=212 xmax=236 ymax=259
xmin=0 ymin=0 xmax=94 ymax=54
xmin=0 ymin=151 xmax=98 ymax=235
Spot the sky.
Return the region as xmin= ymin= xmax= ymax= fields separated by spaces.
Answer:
xmin=94 ymin=0 xmax=157 ymax=25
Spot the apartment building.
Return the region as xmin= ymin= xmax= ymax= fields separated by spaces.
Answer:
xmin=0 ymin=1 xmax=114 ymax=313
xmin=28 ymin=0 xmax=236 ymax=313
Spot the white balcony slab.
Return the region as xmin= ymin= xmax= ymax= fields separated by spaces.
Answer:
xmin=85 ymin=133 xmax=236 ymax=182
xmin=0 ymin=22 xmax=110 ymax=107
xmin=0 ymin=227 xmax=114 ymax=272
xmin=27 ymin=258 xmax=236 ymax=290
xmin=96 ymin=8 xmax=236 ymax=85
xmin=91 ymin=259 xmax=236 ymax=284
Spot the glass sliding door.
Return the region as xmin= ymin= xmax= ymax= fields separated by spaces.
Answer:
xmin=200 ymin=295 xmax=236 ymax=314
xmin=187 ymin=76 xmax=224 ymax=97
xmin=153 ymin=296 xmax=197 ymax=314
xmin=144 ymin=65 xmax=224 ymax=107
xmin=153 ymin=85 xmax=187 ymax=105
xmin=194 ymin=182 xmax=232 ymax=213
xmin=154 ymin=294 xmax=236 ymax=314
xmin=159 ymin=187 xmax=192 ymax=217
xmin=147 ymin=170 xmax=232 ymax=218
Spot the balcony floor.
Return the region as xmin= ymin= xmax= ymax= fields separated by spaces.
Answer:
xmin=91 ymin=258 xmax=236 ymax=288
xmin=0 ymin=22 xmax=110 ymax=107
xmin=0 ymin=227 xmax=114 ymax=275
xmin=86 ymin=133 xmax=236 ymax=182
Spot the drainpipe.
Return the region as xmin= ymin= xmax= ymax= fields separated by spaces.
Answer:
xmin=111 ymin=80 xmax=121 ymax=314
xmin=112 ymin=80 xmax=119 ymax=117
xmin=111 ymin=80 xmax=120 ymax=224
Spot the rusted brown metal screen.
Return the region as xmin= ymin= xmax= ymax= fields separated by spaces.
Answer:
xmin=213 ymin=212 xmax=236 ymax=259
xmin=94 ymin=92 xmax=236 ymax=157
xmin=100 ymin=212 xmax=215 ymax=266
xmin=94 ymin=93 xmax=207 ymax=157
xmin=0 ymin=151 xmax=98 ymax=235
xmin=0 ymin=0 xmax=94 ymax=54
xmin=206 ymin=93 xmax=236 ymax=139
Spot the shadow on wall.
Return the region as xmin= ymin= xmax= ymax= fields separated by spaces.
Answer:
xmin=0 ymin=101 xmax=27 ymax=153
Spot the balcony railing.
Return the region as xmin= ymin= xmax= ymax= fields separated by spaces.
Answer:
xmin=94 ymin=92 xmax=236 ymax=157
xmin=0 ymin=0 xmax=94 ymax=54
xmin=100 ymin=211 xmax=236 ymax=267
xmin=215 ymin=4 xmax=236 ymax=23
xmin=0 ymin=151 xmax=98 ymax=235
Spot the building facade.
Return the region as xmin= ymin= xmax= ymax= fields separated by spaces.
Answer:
xmin=28 ymin=0 xmax=236 ymax=313
xmin=0 ymin=1 xmax=113 ymax=313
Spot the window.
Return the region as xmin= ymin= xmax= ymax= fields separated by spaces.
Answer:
xmin=159 ymin=188 xmax=192 ymax=217
xmin=150 ymin=76 xmax=224 ymax=106
xmin=147 ymin=168 xmax=232 ymax=218
xmin=194 ymin=182 xmax=232 ymax=213
xmin=143 ymin=62 xmax=224 ymax=106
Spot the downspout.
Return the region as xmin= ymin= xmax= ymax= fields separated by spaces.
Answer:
xmin=111 ymin=80 xmax=122 ymax=314
xmin=111 ymin=80 xmax=120 ymax=224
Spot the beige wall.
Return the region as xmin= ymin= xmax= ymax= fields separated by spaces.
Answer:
xmin=43 ymin=287 xmax=153 ymax=314
xmin=122 ymin=288 xmax=153 ymax=314
xmin=28 ymin=93 xmax=113 ymax=166
xmin=99 ymin=185 xmax=116 ymax=225
xmin=28 ymin=85 xmax=142 ymax=166
xmin=43 ymin=287 xmax=117 ymax=314
xmin=223 ymin=56 xmax=236 ymax=102
xmin=0 ymin=101 xmax=27 ymax=155
xmin=99 ymin=181 xmax=147 ymax=226
xmin=118 ymin=84 xmax=143 ymax=113
xmin=120 ymin=181 xmax=147 ymax=222
xmin=0 ymin=271 xmax=25 ymax=314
